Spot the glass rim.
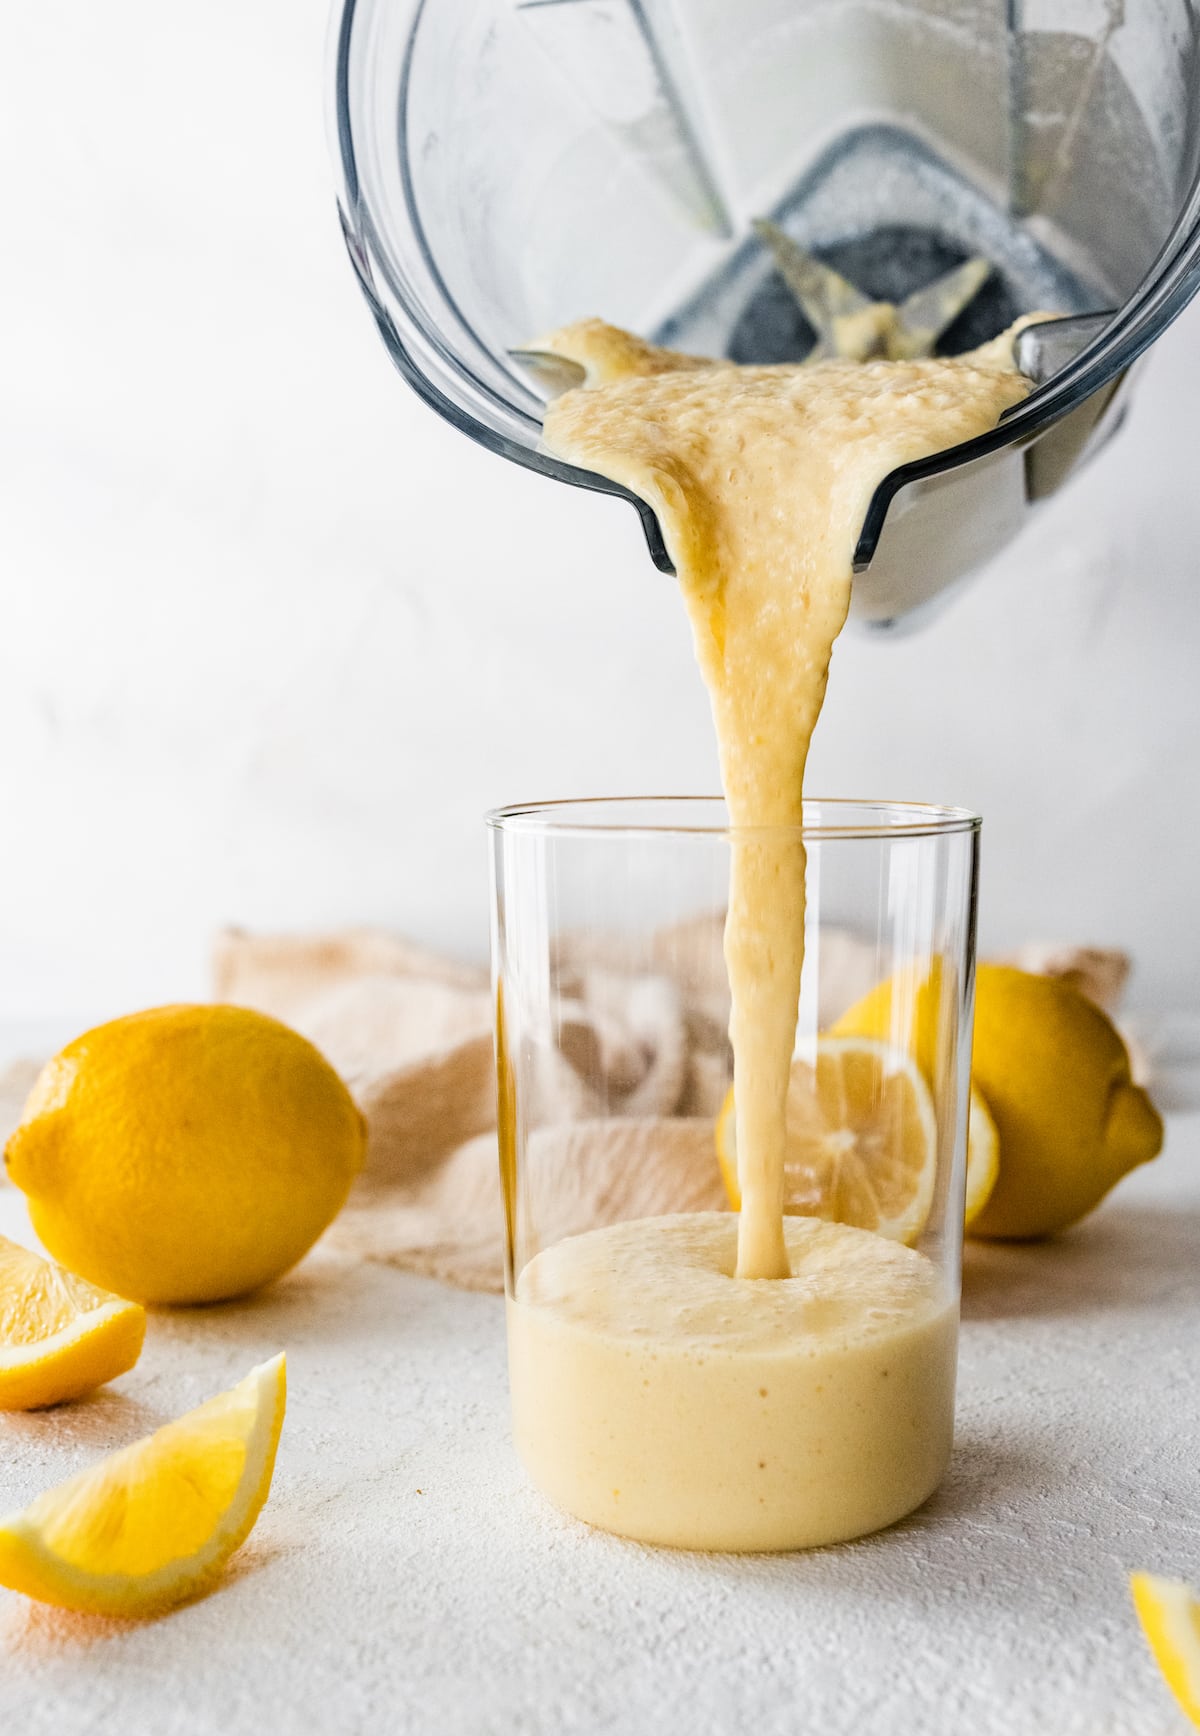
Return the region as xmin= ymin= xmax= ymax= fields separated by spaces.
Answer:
xmin=484 ymin=795 xmax=981 ymax=842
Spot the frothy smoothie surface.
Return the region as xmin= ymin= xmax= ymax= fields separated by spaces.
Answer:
xmin=540 ymin=321 xmax=1029 ymax=1278
xmin=508 ymin=1213 xmax=957 ymax=1552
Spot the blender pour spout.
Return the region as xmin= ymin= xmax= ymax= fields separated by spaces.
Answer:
xmin=513 ymin=310 xmax=1115 ymax=597
xmin=1013 ymin=312 xmax=1117 ymax=387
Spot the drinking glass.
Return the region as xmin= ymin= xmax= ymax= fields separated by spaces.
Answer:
xmin=487 ymin=796 xmax=980 ymax=1551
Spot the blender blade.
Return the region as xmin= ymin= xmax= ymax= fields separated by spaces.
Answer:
xmin=753 ymin=221 xmax=995 ymax=362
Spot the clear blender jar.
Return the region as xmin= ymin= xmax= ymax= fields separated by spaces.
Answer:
xmin=329 ymin=0 xmax=1200 ymax=623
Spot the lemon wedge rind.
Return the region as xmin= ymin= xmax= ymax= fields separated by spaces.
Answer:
xmin=1131 ymin=1572 xmax=1200 ymax=1729
xmin=963 ymin=1087 xmax=1000 ymax=1231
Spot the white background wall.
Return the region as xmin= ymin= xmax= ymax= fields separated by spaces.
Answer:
xmin=3 ymin=0 xmax=1199 ymax=1029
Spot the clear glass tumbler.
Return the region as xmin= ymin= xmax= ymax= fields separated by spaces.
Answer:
xmin=487 ymin=797 xmax=980 ymax=1552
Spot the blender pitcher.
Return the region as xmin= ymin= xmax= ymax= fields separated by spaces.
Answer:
xmin=330 ymin=0 xmax=1200 ymax=625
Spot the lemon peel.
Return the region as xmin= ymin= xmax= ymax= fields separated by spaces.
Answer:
xmin=1131 ymin=1572 xmax=1200 ymax=1729
xmin=967 ymin=965 xmax=1161 ymax=1239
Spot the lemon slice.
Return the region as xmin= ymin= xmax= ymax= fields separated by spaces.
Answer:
xmin=0 ymin=1235 xmax=145 ymax=1412
xmin=0 ymin=1353 xmax=286 ymax=1616
xmin=716 ymin=1037 xmax=938 ymax=1245
xmin=830 ymin=966 xmax=998 ymax=1229
xmin=1131 ymin=1573 xmax=1200 ymax=1728
xmin=963 ymin=1088 xmax=1000 ymax=1230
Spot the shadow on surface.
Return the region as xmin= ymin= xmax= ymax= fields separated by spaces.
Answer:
xmin=598 ymin=1432 xmax=1059 ymax=1595
xmin=962 ymin=1199 xmax=1200 ymax=1322
xmin=912 ymin=1431 xmax=1063 ymax=1533
xmin=150 ymin=1247 xmax=357 ymax=1322
xmin=0 ymin=1540 xmax=285 ymax=1657
xmin=144 ymin=1241 xmax=499 ymax=1356
xmin=2 ymin=1597 xmax=146 ymax=1655
xmin=1 ymin=1384 xmax=165 ymax=1452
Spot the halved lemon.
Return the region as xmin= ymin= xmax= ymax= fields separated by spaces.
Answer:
xmin=963 ymin=1088 xmax=1000 ymax=1230
xmin=831 ymin=965 xmax=999 ymax=1229
xmin=1131 ymin=1573 xmax=1200 ymax=1729
xmin=715 ymin=1037 xmax=938 ymax=1245
xmin=0 ymin=1234 xmax=145 ymax=1411
xmin=0 ymin=1353 xmax=286 ymax=1616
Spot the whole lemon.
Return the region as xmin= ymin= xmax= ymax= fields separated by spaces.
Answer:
xmin=4 ymin=1005 xmax=366 ymax=1304
xmin=833 ymin=959 xmax=1162 ymax=1237
xmin=967 ymin=964 xmax=1162 ymax=1239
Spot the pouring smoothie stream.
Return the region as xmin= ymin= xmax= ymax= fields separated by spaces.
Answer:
xmin=506 ymin=319 xmax=1032 ymax=1550
xmin=537 ymin=320 xmax=1028 ymax=1278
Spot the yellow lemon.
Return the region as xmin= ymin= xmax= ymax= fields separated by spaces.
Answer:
xmin=0 ymin=1354 xmax=285 ymax=1617
xmin=832 ymin=957 xmax=954 ymax=1081
xmin=832 ymin=959 xmax=999 ymax=1228
xmin=5 ymin=1005 xmax=366 ymax=1304
xmin=0 ymin=1235 xmax=145 ymax=1411
xmin=1130 ymin=1573 xmax=1200 ymax=1729
xmin=715 ymin=1036 xmax=938 ymax=1245
xmin=967 ymin=965 xmax=1162 ymax=1239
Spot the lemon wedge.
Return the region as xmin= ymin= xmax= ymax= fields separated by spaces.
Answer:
xmin=716 ymin=1036 xmax=938 ymax=1245
xmin=0 ymin=1234 xmax=145 ymax=1411
xmin=0 ymin=1353 xmax=286 ymax=1616
xmin=1131 ymin=1573 xmax=1200 ymax=1729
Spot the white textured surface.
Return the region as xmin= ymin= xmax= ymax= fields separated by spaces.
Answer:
xmin=3 ymin=0 xmax=1200 ymax=1025
xmin=1 ymin=1119 xmax=1198 ymax=1736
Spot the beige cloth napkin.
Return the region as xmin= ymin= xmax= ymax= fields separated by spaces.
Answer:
xmin=211 ymin=924 xmax=733 ymax=1291
xmin=210 ymin=926 xmax=1133 ymax=1294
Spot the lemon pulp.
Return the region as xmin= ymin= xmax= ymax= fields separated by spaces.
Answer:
xmin=714 ymin=1038 xmax=938 ymax=1245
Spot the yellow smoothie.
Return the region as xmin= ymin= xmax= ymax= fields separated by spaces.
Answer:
xmin=507 ymin=1213 xmax=957 ymax=1552
xmin=506 ymin=318 xmax=1033 ymax=1549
